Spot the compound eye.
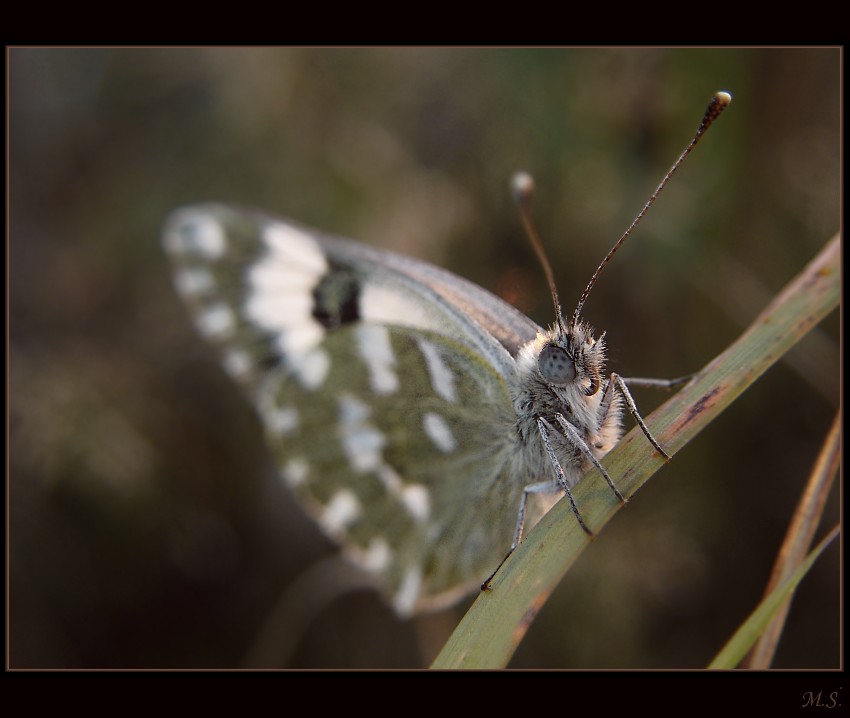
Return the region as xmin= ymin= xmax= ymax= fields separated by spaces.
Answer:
xmin=538 ymin=344 xmax=576 ymax=385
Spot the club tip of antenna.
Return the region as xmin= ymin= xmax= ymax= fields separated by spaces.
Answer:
xmin=715 ymin=91 xmax=733 ymax=107
xmin=511 ymin=171 xmax=535 ymax=205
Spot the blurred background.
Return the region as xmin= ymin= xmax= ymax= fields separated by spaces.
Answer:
xmin=9 ymin=47 xmax=839 ymax=669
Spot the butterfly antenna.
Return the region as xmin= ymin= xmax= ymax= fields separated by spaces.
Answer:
xmin=570 ymin=91 xmax=732 ymax=330
xmin=512 ymin=171 xmax=568 ymax=335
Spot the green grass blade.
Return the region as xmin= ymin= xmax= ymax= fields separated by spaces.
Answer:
xmin=743 ymin=412 xmax=841 ymax=669
xmin=432 ymin=233 xmax=840 ymax=670
xmin=708 ymin=525 xmax=840 ymax=670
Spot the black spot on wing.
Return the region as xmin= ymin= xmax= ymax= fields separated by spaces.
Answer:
xmin=257 ymin=344 xmax=284 ymax=371
xmin=312 ymin=266 xmax=361 ymax=329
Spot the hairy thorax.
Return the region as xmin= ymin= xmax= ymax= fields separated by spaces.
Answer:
xmin=510 ymin=323 xmax=624 ymax=487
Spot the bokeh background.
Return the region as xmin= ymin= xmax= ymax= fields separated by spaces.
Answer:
xmin=9 ymin=47 xmax=840 ymax=669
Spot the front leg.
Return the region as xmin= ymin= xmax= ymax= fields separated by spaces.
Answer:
xmin=622 ymin=374 xmax=693 ymax=391
xmin=606 ymin=372 xmax=671 ymax=460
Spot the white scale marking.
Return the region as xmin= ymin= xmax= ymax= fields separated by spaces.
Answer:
xmin=337 ymin=397 xmax=432 ymax=521
xmin=274 ymin=324 xmax=327 ymax=358
xmin=247 ymin=290 xmax=314 ymax=330
xmin=320 ymin=489 xmax=362 ymax=534
xmin=174 ymin=267 xmax=215 ymax=297
xmin=338 ymin=392 xmax=371 ymax=422
xmin=361 ymin=537 xmax=392 ymax=573
xmin=377 ymin=465 xmax=404 ymax=494
xmin=416 ymin=338 xmax=457 ymax=403
xmin=422 ymin=411 xmax=458 ymax=453
xmin=292 ymin=347 xmax=331 ymax=391
xmin=257 ymin=380 xmax=298 ymax=435
xmin=343 ymin=425 xmax=385 ymax=473
xmin=198 ymin=302 xmax=236 ymax=338
xmin=165 ymin=213 xmax=227 ymax=260
xmin=359 ymin=284 xmax=436 ymax=332
xmin=338 ymin=394 xmax=385 ymax=473
xmin=264 ymin=223 xmax=329 ymax=274
xmin=223 ymin=349 xmax=252 ymax=378
xmin=402 ymin=484 xmax=430 ymax=523
xmin=243 ymin=223 xmax=334 ymax=390
xmin=281 ymin=457 xmax=309 ymax=487
xmin=266 ymin=405 xmax=300 ymax=436
xmin=357 ymin=324 xmax=399 ymax=395
xmin=394 ymin=567 xmax=423 ymax=617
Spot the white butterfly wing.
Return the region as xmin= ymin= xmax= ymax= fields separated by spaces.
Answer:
xmin=163 ymin=204 xmax=539 ymax=614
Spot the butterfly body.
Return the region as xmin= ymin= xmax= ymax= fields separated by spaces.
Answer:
xmin=164 ymin=204 xmax=624 ymax=615
xmin=514 ymin=322 xmax=622 ymax=461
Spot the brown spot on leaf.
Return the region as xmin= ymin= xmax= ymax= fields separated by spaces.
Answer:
xmin=513 ymin=593 xmax=547 ymax=645
xmin=679 ymin=385 xmax=722 ymax=430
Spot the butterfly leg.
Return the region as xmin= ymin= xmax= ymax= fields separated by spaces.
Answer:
xmin=553 ymin=414 xmax=626 ymax=504
xmin=609 ymin=372 xmax=671 ymax=460
xmin=536 ymin=416 xmax=601 ymax=534
xmin=483 ymin=411 xmax=635 ymax=590
xmin=622 ymin=374 xmax=693 ymax=391
xmin=480 ymin=477 xmax=563 ymax=591
xmin=483 ymin=411 xmax=626 ymax=590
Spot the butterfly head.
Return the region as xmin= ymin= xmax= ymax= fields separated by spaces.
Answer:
xmin=534 ymin=320 xmax=606 ymax=398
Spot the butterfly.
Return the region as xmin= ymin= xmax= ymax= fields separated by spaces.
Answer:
xmin=163 ymin=92 xmax=731 ymax=616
